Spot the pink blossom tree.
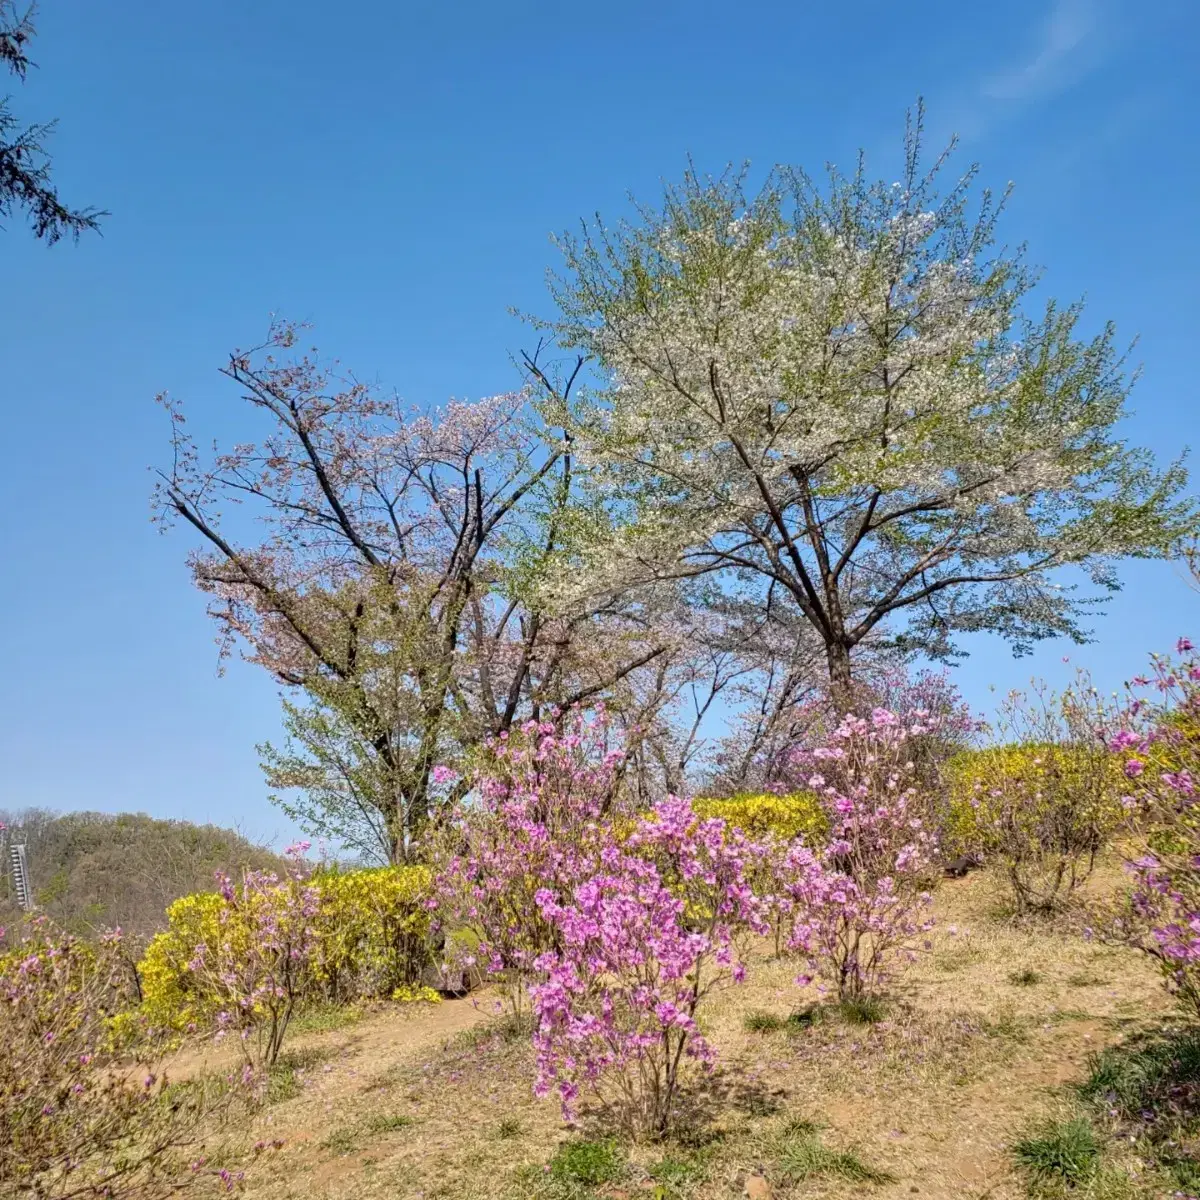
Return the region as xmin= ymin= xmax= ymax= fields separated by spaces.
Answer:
xmin=155 ymin=326 xmax=680 ymax=863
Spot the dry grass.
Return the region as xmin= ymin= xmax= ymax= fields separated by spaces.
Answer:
xmin=186 ymin=865 xmax=1178 ymax=1200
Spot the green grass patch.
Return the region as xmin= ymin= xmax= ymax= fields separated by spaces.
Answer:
xmin=515 ymin=1139 xmax=627 ymax=1198
xmin=1079 ymin=1026 xmax=1200 ymax=1121
xmin=773 ymin=1119 xmax=893 ymax=1186
xmin=1012 ymin=1117 xmax=1101 ymax=1189
xmin=267 ymin=1045 xmax=330 ymax=1104
xmin=754 ymin=995 xmax=891 ymax=1033
xmin=290 ymin=1002 xmax=363 ymax=1036
xmin=548 ymin=1140 xmax=625 ymax=1187
xmin=363 ymin=1113 xmax=413 ymax=1134
xmin=784 ymin=1004 xmax=826 ymax=1032
xmin=320 ymin=1112 xmax=413 ymax=1155
xmin=743 ymin=1010 xmax=785 ymax=1033
xmin=981 ymin=1007 xmax=1031 ymax=1043
xmin=320 ymin=1124 xmax=359 ymax=1155
xmin=1078 ymin=1026 xmax=1200 ymax=1191
xmin=647 ymin=1150 xmax=710 ymax=1194
xmin=494 ymin=1116 xmax=524 ymax=1140
xmin=838 ymin=995 xmax=887 ymax=1025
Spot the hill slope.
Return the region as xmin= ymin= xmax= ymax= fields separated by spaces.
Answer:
xmin=0 ymin=808 xmax=286 ymax=939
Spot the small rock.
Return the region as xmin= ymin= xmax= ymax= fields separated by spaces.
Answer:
xmin=744 ymin=1175 xmax=774 ymax=1200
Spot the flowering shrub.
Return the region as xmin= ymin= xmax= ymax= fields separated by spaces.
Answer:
xmin=0 ymin=919 xmax=241 ymax=1199
xmin=691 ymin=793 xmax=825 ymax=956
xmin=139 ymin=892 xmax=230 ymax=1034
xmin=944 ymin=746 xmax=1122 ymax=858
xmin=433 ymin=710 xmax=625 ymax=1021
xmin=1105 ymin=641 xmax=1200 ymax=1012
xmin=185 ymin=851 xmax=320 ymax=1071
xmin=134 ymin=848 xmax=320 ymax=1072
xmin=945 ymin=674 xmax=1121 ymax=914
xmin=692 ymin=792 xmax=827 ymax=843
xmin=782 ymin=709 xmax=936 ymax=1001
xmin=870 ymin=664 xmax=979 ymax=779
xmin=439 ymin=712 xmax=766 ymax=1137
xmin=307 ymin=865 xmax=433 ymax=1002
xmin=139 ymin=863 xmax=434 ymax=1042
xmin=529 ymin=797 xmax=766 ymax=1138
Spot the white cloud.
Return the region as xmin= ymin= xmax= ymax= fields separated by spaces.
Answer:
xmin=983 ymin=0 xmax=1103 ymax=102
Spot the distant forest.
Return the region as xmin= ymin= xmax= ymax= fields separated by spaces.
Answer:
xmin=0 ymin=810 xmax=285 ymax=940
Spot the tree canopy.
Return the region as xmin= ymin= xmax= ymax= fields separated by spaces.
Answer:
xmin=539 ymin=113 xmax=1196 ymax=707
xmin=155 ymin=325 xmax=693 ymax=859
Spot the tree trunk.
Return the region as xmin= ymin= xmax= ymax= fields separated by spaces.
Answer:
xmin=385 ymin=800 xmax=409 ymax=866
xmin=825 ymin=640 xmax=855 ymax=716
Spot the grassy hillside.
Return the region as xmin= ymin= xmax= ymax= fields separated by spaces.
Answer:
xmin=162 ymin=865 xmax=1185 ymax=1200
xmin=0 ymin=808 xmax=286 ymax=939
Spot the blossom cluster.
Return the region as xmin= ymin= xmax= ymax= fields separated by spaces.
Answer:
xmin=433 ymin=710 xmax=625 ymax=1015
xmin=782 ymin=709 xmax=936 ymax=999
xmin=440 ymin=705 xmax=936 ymax=1135
xmin=1107 ymin=640 xmax=1200 ymax=1010
xmin=529 ymin=796 xmax=767 ymax=1136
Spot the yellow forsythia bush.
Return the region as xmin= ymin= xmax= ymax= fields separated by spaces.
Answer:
xmin=138 ymin=891 xmax=232 ymax=1032
xmin=693 ymin=792 xmax=828 ymax=844
xmin=137 ymin=865 xmax=434 ymax=1032
xmin=943 ymin=743 xmax=1124 ymax=912
xmin=309 ymin=864 xmax=433 ymax=1002
xmin=943 ymin=745 xmax=1124 ymax=854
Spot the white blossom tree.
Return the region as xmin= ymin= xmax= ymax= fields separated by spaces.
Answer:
xmin=538 ymin=112 xmax=1197 ymax=710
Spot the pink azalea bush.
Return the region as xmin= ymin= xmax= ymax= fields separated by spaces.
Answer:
xmin=782 ymin=708 xmax=937 ymax=1002
xmin=0 ymin=919 xmax=245 ymax=1199
xmin=730 ymin=663 xmax=976 ymax=798
xmin=184 ymin=845 xmax=320 ymax=1072
xmin=433 ymin=710 xmax=624 ymax=1021
xmin=436 ymin=711 xmax=766 ymax=1137
xmin=1104 ymin=640 xmax=1200 ymax=1012
xmin=530 ymin=797 xmax=767 ymax=1137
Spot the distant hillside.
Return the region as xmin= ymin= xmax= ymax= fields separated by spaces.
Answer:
xmin=0 ymin=809 xmax=287 ymax=940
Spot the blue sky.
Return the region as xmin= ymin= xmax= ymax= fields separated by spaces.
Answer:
xmin=1 ymin=0 xmax=1196 ymax=845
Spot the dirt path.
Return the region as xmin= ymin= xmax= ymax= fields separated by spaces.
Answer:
xmin=166 ymin=988 xmax=498 ymax=1084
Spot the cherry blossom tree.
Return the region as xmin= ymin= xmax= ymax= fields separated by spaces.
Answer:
xmin=155 ymin=325 xmax=675 ymax=861
xmin=538 ymin=108 xmax=1196 ymax=711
